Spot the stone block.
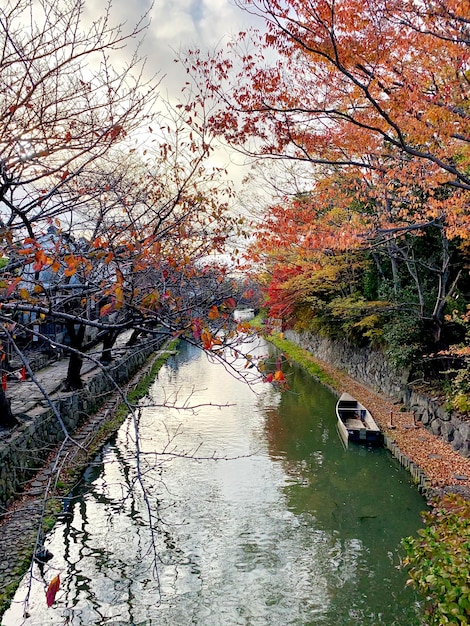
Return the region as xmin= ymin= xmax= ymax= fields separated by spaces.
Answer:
xmin=440 ymin=421 xmax=455 ymax=442
xmin=436 ymin=405 xmax=451 ymax=422
xmin=460 ymin=443 xmax=470 ymax=458
xmin=459 ymin=422 xmax=470 ymax=443
xmin=421 ymin=410 xmax=431 ymax=426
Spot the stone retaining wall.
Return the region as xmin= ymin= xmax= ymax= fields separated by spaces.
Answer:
xmin=0 ymin=341 xmax=158 ymax=510
xmin=403 ymin=387 xmax=470 ymax=458
xmin=285 ymin=329 xmax=470 ymax=458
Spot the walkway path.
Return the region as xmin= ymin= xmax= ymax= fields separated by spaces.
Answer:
xmin=4 ymin=333 xmax=133 ymax=422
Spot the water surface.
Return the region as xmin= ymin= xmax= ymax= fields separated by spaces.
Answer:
xmin=2 ymin=337 xmax=425 ymax=625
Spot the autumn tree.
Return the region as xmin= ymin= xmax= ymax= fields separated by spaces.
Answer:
xmin=0 ymin=0 xmax=156 ymax=423
xmin=250 ymin=162 xmax=468 ymax=357
xmin=190 ymin=0 xmax=470 ymax=354
xmin=0 ymin=0 xmax=245 ymax=427
xmin=0 ymin=7 xmax=263 ymax=618
xmin=248 ymin=185 xmax=379 ymax=332
xmin=197 ymin=0 xmax=469 ymax=198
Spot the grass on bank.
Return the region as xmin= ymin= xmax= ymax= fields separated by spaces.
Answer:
xmin=266 ymin=333 xmax=338 ymax=389
xmin=250 ymin=313 xmax=338 ymax=390
xmin=100 ymin=340 xmax=179 ymax=439
xmin=57 ymin=340 xmax=180 ymax=491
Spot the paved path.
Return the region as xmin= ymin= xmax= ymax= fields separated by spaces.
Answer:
xmin=5 ymin=333 xmax=133 ymax=421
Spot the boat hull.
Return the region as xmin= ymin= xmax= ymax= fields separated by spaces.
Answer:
xmin=336 ymin=392 xmax=383 ymax=447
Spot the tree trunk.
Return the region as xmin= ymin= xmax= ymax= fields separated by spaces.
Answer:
xmin=397 ymin=243 xmax=426 ymax=318
xmin=431 ymin=228 xmax=454 ymax=344
xmin=100 ymin=330 xmax=117 ymax=364
xmin=388 ymin=239 xmax=401 ymax=296
xmin=0 ymin=386 xmax=19 ymax=428
xmin=65 ymin=351 xmax=84 ymax=390
xmin=126 ymin=329 xmax=142 ymax=346
xmin=64 ymin=322 xmax=86 ymax=390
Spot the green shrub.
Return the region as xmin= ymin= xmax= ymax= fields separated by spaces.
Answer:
xmin=382 ymin=313 xmax=426 ymax=368
xmin=402 ymin=494 xmax=470 ymax=625
xmin=444 ymin=365 xmax=470 ymax=416
xmin=264 ymin=333 xmax=337 ymax=387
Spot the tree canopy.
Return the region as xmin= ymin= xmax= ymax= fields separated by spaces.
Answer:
xmin=188 ymin=0 xmax=470 ymax=400
xmin=0 ymin=0 xmax=251 ymax=427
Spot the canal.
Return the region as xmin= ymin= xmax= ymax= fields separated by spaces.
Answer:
xmin=2 ymin=337 xmax=426 ymax=625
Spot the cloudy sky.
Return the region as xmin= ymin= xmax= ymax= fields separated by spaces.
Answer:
xmin=82 ymin=0 xmax=268 ymax=201
xmin=85 ymin=0 xmax=262 ymax=100
xmin=80 ymin=0 xmax=273 ymax=225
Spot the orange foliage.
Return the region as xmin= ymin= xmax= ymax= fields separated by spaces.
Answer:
xmin=45 ymin=574 xmax=60 ymax=607
xmin=195 ymin=0 xmax=470 ymax=238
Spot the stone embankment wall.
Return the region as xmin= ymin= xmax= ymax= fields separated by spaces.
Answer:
xmin=0 ymin=341 xmax=158 ymax=509
xmin=285 ymin=329 xmax=470 ymax=458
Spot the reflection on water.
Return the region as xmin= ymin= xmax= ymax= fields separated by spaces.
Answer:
xmin=3 ymin=338 xmax=425 ymax=625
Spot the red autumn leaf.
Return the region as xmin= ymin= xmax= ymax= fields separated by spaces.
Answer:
xmin=106 ymin=124 xmax=123 ymax=141
xmin=192 ymin=319 xmax=202 ymax=340
xmin=46 ymin=574 xmax=60 ymax=607
xmin=6 ymin=278 xmax=20 ymax=296
xmin=201 ymin=329 xmax=213 ymax=350
xmin=100 ymin=299 xmax=116 ymax=317
xmin=208 ymin=305 xmax=219 ymax=319
xmin=273 ymin=370 xmax=285 ymax=382
xmin=32 ymin=250 xmax=49 ymax=271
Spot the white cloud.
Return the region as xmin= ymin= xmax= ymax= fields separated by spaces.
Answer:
xmin=83 ymin=0 xmax=258 ymax=90
xmin=82 ymin=0 xmax=268 ymax=199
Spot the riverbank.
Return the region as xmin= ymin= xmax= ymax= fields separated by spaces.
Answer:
xmin=0 ymin=338 xmax=177 ymax=617
xmin=267 ymin=333 xmax=470 ymax=500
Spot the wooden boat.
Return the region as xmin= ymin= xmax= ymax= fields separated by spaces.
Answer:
xmin=336 ymin=392 xmax=382 ymax=446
